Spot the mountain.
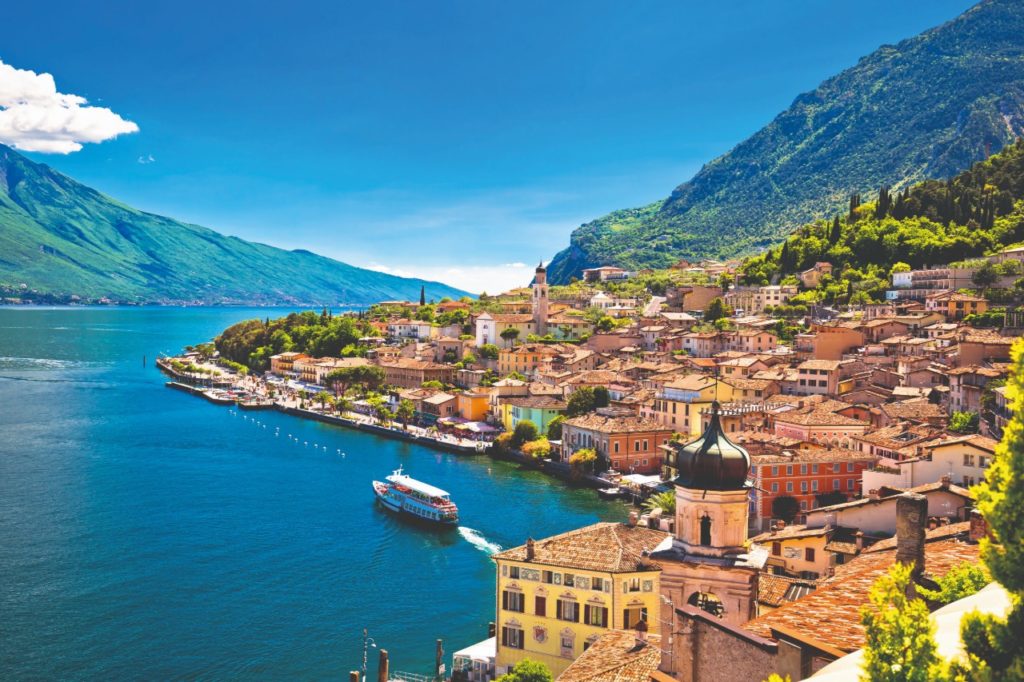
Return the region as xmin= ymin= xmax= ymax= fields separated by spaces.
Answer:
xmin=0 ymin=145 xmax=468 ymax=305
xmin=547 ymin=0 xmax=1024 ymax=283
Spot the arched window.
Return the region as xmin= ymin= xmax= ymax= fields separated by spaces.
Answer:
xmin=700 ymin=513 xmax=712 ymax=546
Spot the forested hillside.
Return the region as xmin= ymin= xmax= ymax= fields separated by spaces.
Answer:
xmin=739 ymin=137 xmax=1024 ymax=302
xmin=546 ymin=0 xmax=1024 ymax=283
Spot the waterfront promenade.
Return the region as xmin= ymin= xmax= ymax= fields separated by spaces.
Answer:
xmin=160 ymin=357 xmax=488 ymax=455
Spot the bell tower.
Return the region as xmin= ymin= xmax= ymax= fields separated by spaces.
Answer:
xmin=532 ymin=261 xmax=548 ymax=336
xmin=652 ymin=402 xmax=766 ymax=629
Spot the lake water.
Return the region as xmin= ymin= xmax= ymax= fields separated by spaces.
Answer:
xmin=0 ymin=307 xmax=618 ymax=680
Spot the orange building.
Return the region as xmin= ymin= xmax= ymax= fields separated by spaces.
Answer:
xmin=560 ymin=412 xmax=673 ymax=475
xmin=457 ymin=390 xmax=491 ymax=421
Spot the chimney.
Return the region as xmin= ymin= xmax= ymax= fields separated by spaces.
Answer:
xmin=896 ymin=492 xmax=928 ymax=581
xmin=940 ymin=473 xmax=951 ymax=489
xmin=868 ymin=489 xmax=881 ymax=501
xmin=969 ymin=509 xmax=989 ymax=543
xmin=526 ymin=537 xmax=535 ymax=561
xmin=855 ymin=530 xmax=864 ymax=552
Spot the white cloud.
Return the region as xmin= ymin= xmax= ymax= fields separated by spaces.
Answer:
xmin=0 ymin=59 xmax=138 ymax=153
xmin=138 ymin=154 xmax=156 ymax=164
xmin=367 ymin=262 xmax=533 ymax=295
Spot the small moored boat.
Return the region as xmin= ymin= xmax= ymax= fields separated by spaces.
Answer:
xmin=372 ymin=467 xmax=459 ymax=525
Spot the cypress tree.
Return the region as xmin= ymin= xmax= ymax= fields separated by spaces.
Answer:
xmin=829 ymin=215 xmax=842 ymax=244
xmin=419 ymin=286 xmax=426 ymax=306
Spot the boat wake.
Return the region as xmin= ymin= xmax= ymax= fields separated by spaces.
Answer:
xmin=458 ymin=527 xmax=502 ymax=556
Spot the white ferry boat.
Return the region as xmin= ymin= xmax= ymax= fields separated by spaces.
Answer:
xmin=372 ymin=467 xmax=459 ymax=525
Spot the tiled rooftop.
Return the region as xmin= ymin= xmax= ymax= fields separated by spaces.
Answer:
xmin=556 ymin=631 xmax=663 ymax=682
xmin=493 ymin=522 xmax=669 ymax=573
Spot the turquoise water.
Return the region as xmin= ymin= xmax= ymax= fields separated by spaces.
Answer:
xmin=0 ymin=307 xmax=618 ymax=680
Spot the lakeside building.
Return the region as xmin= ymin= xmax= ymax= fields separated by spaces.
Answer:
xmin=559 ymin=411 xmax=673 ymax=475
xmin=499 ymin=396 xmax=567 ymax=434
xmin=492 ymin=522 xmax=668 ymax=677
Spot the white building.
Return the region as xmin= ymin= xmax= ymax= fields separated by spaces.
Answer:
xmin=861 ymin=435 xmax=997 ymax=492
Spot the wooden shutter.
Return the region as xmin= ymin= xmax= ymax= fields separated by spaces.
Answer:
xmin=600 ymin=607 xmax=608 ymax=627
xmin=535 ymin=596 xmax=546 ymax=617
xmin=573 ymin=602 xmax=580 ymax=623
xmin=502 ymin=591 xmax=508 ymax=610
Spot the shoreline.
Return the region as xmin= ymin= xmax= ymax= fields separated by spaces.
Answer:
xmin=159 ymin=360 xmax=613 ymax=490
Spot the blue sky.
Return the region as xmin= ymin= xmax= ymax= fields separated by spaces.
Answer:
xmin=2 ymin=0 xmax=974 ymax=293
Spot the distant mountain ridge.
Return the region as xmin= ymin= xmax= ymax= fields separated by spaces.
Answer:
xmin=0 ymin=145 xmax=468 ymax=304
xmin=546 ymin=0 xmax=1024 ymax=283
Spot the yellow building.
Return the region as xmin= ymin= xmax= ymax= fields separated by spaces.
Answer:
xmin=498 ymin=344 xmax=562 ymax=376
xmin=639 ymin=374 xmax=735 ymax=439
xmin=492 ymin=522 xmax=668 ymax=677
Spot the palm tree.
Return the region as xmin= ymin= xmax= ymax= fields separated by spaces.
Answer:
xmin=643 ymin=491 xmax=676 ymax=515
xmin=314 ymin=391 xmax=331 ymax=410
xmin=396 ymin=399 xmax=415 ymax=430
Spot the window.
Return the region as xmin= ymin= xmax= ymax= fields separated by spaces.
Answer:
xmin=787 ymin=482 xmax=794 ymax=493
xmin=963 ymin=454 xmax=975 ymax=467
xmin=502 ymin=590 xmax=524 ymax=613
xmin=833 ymin=479 xmax=840 ymax=490
xmin=626 ymin=577 xmax=641 ymax=593
xmin=584 ymin=604 xmax=608 ymax=627
xmin=800 ymin=464 xmax=808 ymax=475
xmin=812 ymin=464 xmax=819 ymax=474
xmin=535 ymin=596 xmax=547 ymax=617
xmin=564 ymin=574 xmax=575 ymax=587
xmin=772 ymin=541 xmax=782 ymax=556
xmin=592 ymin=579 xmax=604 ymax=593
xmin=623 ymin=606 xmax=648 ymax=629
xmin=772 ymin=466 xmax=779 ymax=476
xmin=980 ymin=456 xmax=989 ymax=468
xmin=847 ymin=462 xmax=854 ymax=472
xmin=812 ymin=480 xmax=819 ymax=491
xmin=833 ymin=463 xmax=840 ymax=473
xmin=509 ymin=566 xmax=520 ymax=579
xmin=771 ymin=482 xmax=779 ymax=493
xmin=542 ymin=570 xmax=554 ymax=584
xmin=501 ymin=626 xmax=523 ymax=650
xmin=614 ymin=442 xmax=620 ymax=454
xmin=557 ymin=599 xmax=580 ymax=622
xmin=848 ymin=479 xmax=855 ymax=490
xmin=799 ymin=500 xmax=808 ymax=511
xmin=786 ymin=465 xmax=793 ymax=475
xmin=560 ymin=633 xmax=575 ymax=658
xmin=801 ymin=481 xmax=808 ymax=492
xmin=805 ymin=548 xmax=815 ymax=562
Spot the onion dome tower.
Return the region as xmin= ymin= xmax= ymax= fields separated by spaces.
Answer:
xmin=673 ymin=400 xmax=751 ymax=491
xmin=651 ymin=401 xmax=765 ymax=629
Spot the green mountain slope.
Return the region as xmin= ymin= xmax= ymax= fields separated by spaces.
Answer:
xmin=0 ymin=145 xmax=468 ymax=304
xmin=547 ymin=0 xmax=1024 ymax=283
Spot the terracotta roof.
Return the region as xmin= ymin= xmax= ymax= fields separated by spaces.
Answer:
xmin=758 ymin=574 xmax=818 ymax=608
xmin=863 ymin=521 xmax=971 ymax=554
xmin=751 ymin=448 xmax=875 ymax=465
xmin=925 ymin=434 xmax=998 ymax=453
xmin=743 ymin=535 xmax=981 ymax=652
xmin=798 ymin=359 xmax=843 ymax=371
xmin=879 ymin=398 xmax=946 ymax=422
xmin=493 ymin=522 xmax=669 ymax=573
xmin=810 ymin=480 xmax=973 ymax=514
xmin=564 ymin=413 xmax=670 ymax=435
xmin=504 ymin=396 xmax=567 ymax=410
xmin=557 ymin=631 xmax=662 ymax=682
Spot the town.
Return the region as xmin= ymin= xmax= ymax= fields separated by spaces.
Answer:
xmin=161 ymin=248 xmax=1022 ymax=682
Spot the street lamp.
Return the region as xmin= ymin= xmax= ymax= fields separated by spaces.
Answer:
xmin=362 ymin=628 xmax=377 ymax=681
